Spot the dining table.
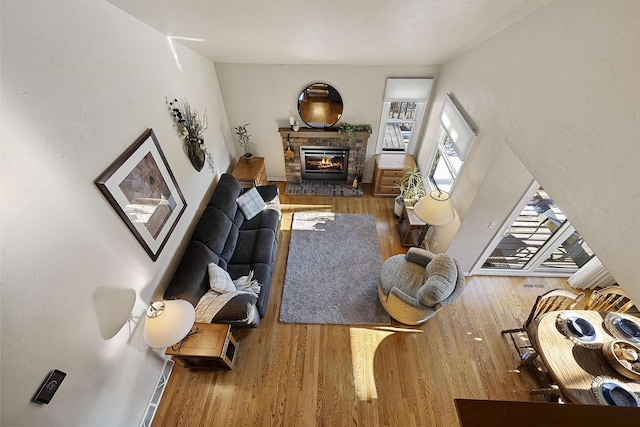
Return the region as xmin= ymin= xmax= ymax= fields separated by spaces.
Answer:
xmin=531 ymin=310 xmax=640 ymax=405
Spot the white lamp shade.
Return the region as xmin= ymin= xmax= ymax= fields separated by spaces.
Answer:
xmin=143 ymin=300 xmax=195 ymax=348
xmin=413 ymin=190 xmax=455 ymax=226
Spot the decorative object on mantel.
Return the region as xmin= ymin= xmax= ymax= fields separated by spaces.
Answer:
xmin=288 ymin=113 xmax=300 ymax=132
xmin=284 ymin=134 xmax=294 ymax=159
xmin=298 ymin=82 xmax=343 ymax=128
xmin=95 ymin=129 xmax=187 ymax=261
xmin=168 ymin=98 xmax=215 ymax=172
xmin=234 ymin=123 xmax=254 ymax=163
xmin=338 ymin=123 xmax=373 ymax=145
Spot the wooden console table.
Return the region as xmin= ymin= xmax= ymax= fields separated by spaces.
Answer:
xmin=232 ymin=157 xmax=267 ymax=188
xmin=372 ymin=154 xmax=416 ymax=197
xmin=166 ymin=323 xmax=238 ymax=370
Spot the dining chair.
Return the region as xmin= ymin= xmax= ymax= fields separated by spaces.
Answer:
xmin=584 ymin=285 xmax=634 ymax=313
xmin=502 ymin=288 xmax=585 ymax=368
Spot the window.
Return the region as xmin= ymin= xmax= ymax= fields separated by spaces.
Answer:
xmin=427 ymin=94 xmax=476 ymax=193
xmin=376 ymin=78 xmax=433 ymax=154
xmin=428 ymin=131 xmax=463 ymax=193
xmin=380 ymin=101 xmax=424 ymax=152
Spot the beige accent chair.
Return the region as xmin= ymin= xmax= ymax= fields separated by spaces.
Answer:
xmin=377 ymin=248 xmax=465 ymax=325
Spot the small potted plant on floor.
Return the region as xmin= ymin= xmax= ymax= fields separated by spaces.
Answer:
xmin=234 ymin=123 xmax=254 ymax=163
xmin=395 ymin=167 xmax=426 ymax=215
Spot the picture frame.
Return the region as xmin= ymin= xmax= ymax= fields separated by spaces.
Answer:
xmin=95 ymin=129 xmax=187 ymax=261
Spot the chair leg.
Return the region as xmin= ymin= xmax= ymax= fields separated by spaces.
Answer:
xmin=518 ymin=350 xmax=539 ymax=368
xmin=531 ymin=385 xmax=562 ymax=403
xmin=501 ymin=328 xmax=525 ymax=334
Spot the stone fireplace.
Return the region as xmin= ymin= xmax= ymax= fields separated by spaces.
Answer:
xmin=278 ymin=128 xmax=371 ymax=184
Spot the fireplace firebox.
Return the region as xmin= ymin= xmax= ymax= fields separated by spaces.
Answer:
xmin=300 ymin=146 xmax=349 ymax=180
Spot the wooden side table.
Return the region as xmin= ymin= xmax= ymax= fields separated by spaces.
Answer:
xmin=232 ymin=157 xmax=268 ymax=188
xmin=165 ymin=323 xmax=238 ymax=370
xmin=372 ymin=153 xmax=416 ymax=197
xmin=398 ymin=206 xmax=426 ymax=247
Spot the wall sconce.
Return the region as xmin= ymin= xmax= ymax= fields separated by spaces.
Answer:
xmin=143 ymin=300 xmax=195 ymax=348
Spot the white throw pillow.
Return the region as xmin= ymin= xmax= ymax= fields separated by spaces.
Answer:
xmin=207 ymin=262 xmax=235 ymax=294
xmin=236 ymin=187 xmax=266 ymax=220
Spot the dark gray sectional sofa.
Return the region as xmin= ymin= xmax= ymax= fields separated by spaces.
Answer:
xmin=163 ymin=173 xmax=280 ymax=327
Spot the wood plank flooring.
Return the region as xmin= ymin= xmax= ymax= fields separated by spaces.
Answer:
xmin=152 ymin=183 xmax=571 ymax=427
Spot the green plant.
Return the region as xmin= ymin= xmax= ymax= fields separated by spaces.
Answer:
xmin=168 ymin=98 xmax=215 ymax=172
xmin=234 ymin=123 xmax=252 ymax=156
xmin=396 ymin=167 xmax=426 ymax=202
xmin=338 ymin=123 xmax=372 ymax=144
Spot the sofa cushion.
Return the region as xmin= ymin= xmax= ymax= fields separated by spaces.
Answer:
xmin=425 ymin=253 xmax=458 ymax=284
xmin=207 ymin=262 xmax=235 ymax=293
xmin=231 ymin=229 xmax=275 ymax=265
xmin=207 ymin=173 xmax=242 ymax=220
xmin=219 ymin=222 xmax=239 ymax=263
xmin=256 ymin=184 xmax=278 ymax=204
xmin=416 ymin=275 xmax=455 ymax=306
xmin=227 ymin=262 xmax=271 ymax=318
xmin=241 ymin=207 xmax=280 ymax=233
xmin=211 ymin=293 xmax=258 ymax=321
xmin=192 ymin=207 xmax=233 ymax=256
xmin=236 ymin=187 xmax=266 ymax=220
xmin=163 ymin=241 xmax=219 ymax=306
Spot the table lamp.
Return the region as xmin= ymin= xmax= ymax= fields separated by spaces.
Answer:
xmin=143 ymin=300 xmax=195 ymax=348
xmin=412 ymin=189 xmax=455 ymax=248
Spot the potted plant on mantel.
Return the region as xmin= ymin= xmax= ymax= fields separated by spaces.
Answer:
xmin=234 ymin=123 xmax=254 ymax=163
xmin=394 ymin=167 xmax=427 ymax=216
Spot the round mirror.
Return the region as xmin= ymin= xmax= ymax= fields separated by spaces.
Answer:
xmin=297 ymin=83 xmax=343 ymax=128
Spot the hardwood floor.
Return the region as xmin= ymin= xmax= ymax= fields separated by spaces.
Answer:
xmin=152 ymin=183 xmax=571 ymax=427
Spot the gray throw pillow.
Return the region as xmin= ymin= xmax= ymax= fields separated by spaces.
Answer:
xmin=425 ymin=253 xmax=458 ymax=283
xmin=236 ymin=187 xmax=266 ymax=220
xmin=416 ymin=275 xmax=455 ymax=306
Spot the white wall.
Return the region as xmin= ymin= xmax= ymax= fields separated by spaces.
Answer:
xmin=1 ymin=0 xmax=234 ymax=425
xmin=214 ymin=64 xmax=439 ymax=182
xmin=416 ymin=0 xmax=640 ymax=301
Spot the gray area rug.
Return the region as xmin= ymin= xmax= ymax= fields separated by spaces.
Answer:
xmin=280 ymin=212 xmax=391 ymax=325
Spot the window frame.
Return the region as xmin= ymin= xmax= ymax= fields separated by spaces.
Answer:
xmin=375 ymin=100 xmax=427 ymax=154
xmin=427 ymin=127 xmax=463 ymax=193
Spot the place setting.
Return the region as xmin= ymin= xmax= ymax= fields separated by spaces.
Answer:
xmin=555 ymin=311 xmax=604 ymax=349
xmin=591 ymin=376 xmax=640 ymax=407
xmin=604 ymin=312 xmax=640 ymax=343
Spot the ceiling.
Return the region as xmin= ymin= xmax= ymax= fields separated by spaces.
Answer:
xmin=107 ymin=0 xmax=550 ymax=65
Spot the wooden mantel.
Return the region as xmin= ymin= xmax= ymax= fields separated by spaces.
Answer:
xmin=278 ymin=127 xmax=371 ymax=139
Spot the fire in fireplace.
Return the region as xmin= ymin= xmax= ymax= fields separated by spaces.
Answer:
xmin=300 ymin=146 xmax=349 ymax=180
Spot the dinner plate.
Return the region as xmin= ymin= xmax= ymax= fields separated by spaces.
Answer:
xmin=617 ymin=318 xmax=640 ymax=339
xmin=592 ymin=376 xmax=640 ymax=407
xmin=566 ymin=317 xmax=596 ymax=340
xmin=605 ymin=313 xmax=640 ymax=343
xmin=601 ymin=383 xmax=638 ymax=407
xmin=556 ymin=311 xmax=604 ymax=349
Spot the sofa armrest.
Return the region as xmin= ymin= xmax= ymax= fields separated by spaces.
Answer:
xmin=256 ymin=184 xmax=279 ymax=204
xmin=405 ymin=247 xmax=437 ymax=267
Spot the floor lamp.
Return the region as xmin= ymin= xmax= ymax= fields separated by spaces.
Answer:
xmin=413 ymin=190 xmax=455 ymax=248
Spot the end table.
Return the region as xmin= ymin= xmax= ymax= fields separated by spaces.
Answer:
xmin=399 ymin=206 xmax=428 ymax=248
xmin=165 ymin=323 xmax=238 ymax=370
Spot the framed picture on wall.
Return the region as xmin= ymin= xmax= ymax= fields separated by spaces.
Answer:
xmin=95 ymin=128 xmax=187 ymax=261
